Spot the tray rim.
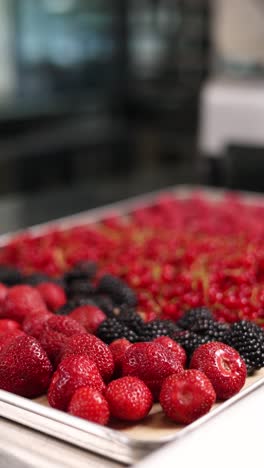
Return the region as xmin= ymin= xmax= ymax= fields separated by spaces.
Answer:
xmin=1 ymin=184 xmax=264 ymax=464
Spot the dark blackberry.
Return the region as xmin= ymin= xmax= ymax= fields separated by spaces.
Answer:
xmin=0 ymin=265 xmax=23 ymax=286
xmin=138 ymin=320 xmax=179 ymax=342
xmin=176 ymin=307 xmax=214 ymax=330
xmin=21 ymin=273 xmax=64 ymax=287
xmin=64 ymin=261 xmax=97 ymax=283
xmin=172 ymin=329 xmax=211 ymax=361
xmin=203 ymin=321 xmax=230 ymax=341
xmin=65 ymin=279 xmax=96 ymax=299
xmin=97 ymin=274 xmax=137 ymax=307
xmin=96 ymin=317 xmax=138 ymax=344
xmin=89 ymin=295 xmax=116 ymax=316
xmin=111 ymin=307 xmax=144 ymax=335
xmin=223 ymin=320 xmax=264 ymax=375
xmin=56 ymin=297 xmax=94 ymax=315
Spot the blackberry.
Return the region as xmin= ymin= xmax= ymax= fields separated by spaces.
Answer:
xmin=0 ymin=265 xmax=23 ymax=286
xmin=90 ymin=295 xmax=116 ymax=316
xmin=65 ymin=279 xmax=96 ymax=299
xmin=203 ymin=322 xmax=230 ymax=342
xmin=64 ymin=261 xmax=97 ymax=283
xmin=96 ymin=317 xmax=138 ymax=344
xmin=223 ymin=320 xmax=264 ymax=375
xmin=56 ymin=297 xmax=94 ymax=315
xmin=111 ymin=307 xmax=144 ymax=335
xmin=97 ymin=275 xmax=137 ymax=307
xmin=172 ymin=330 xmax=211 ymax=361
xmin=177 ymin=307 xmax=214 ymax=330
xmin=22 ymin=273 xmax=64 ymax=287
xmin=138 ymin=320 xmax=179 ymax=342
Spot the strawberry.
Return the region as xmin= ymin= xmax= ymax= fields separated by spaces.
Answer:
xmin=0 ymin=283 xmax=8 ymax=317
xmin=0 ymin=335 xmax=52 ymax=397
xmin=36 ymin=282 xmax=66 ymax=312
xmin=22 ymin=310 xmax=54 ymax=340
xmin=69 ymin=305 xmax=106 ymax=334
xmin=0 ymin=330 xmax=25 ymax=353
xmin=48 ymin=355 xmax=105 ymax=410
xmin=0 ymin=319 xmax=21 ymax=334
xmin=153 ymin=336 xmax=187 ymax=367
xmin=109 ymin=338 xmax=131 ymax=377
xmin=39 ymin=315 xmax=86 ymax=366
xmin=105 ymin=376 xmax=153 ymax=421
xmin=190 ymin=342 xmax=247 ymax=400
xmin=159 ymin=370 xmax=216 ymax=424
xmin=122 ymin=342 xmax=184 ymax=398
xmin=68 ymin=386 xmax=110 ymax=425
xmin=3 ymin=285 xmax=48 ymax=323
xmin=60 ymin=333 xmax=114 ymax=382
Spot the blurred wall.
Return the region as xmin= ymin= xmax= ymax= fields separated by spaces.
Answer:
xmin=0 ymin=0 xmax=16 ymax=98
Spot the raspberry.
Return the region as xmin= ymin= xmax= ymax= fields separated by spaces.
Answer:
xmin=153 ymin=336 xmax=187 ymax=367
xmin=109 ymin=338 xmax=131 ymax=377
xmin=3 ymin=285 xmax=48 ymax=323
xmin=0 ymin=319 xmax=21 ymax=334
xmin=36 ymin=282 xmax=66 ymax=312
xmin=105 ymin=376 xmax=153 ymax=421
xmin=69 ymin=305 xmax=106 ymax=334
xmin=60 ymin=333 xmax=114 ymax=382
xmin=39 ymin=315 xmax=86 ymax=366
xmin=159 ymin=370 xmax=216 ymax=424
xmin=68 ymin=387 xmax=110 ymax=425
xmin=0 ymin=335 xmax=52 ymax=398
xmin=48 ymin=355 xmax=105 ymax=410
xmin=190 ymin=342 xmax=247 ymax=400
xmin=122 ymin=342 xmax=184 ymax=398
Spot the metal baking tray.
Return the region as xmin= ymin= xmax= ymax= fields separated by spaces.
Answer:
xmin=0 ymin=185 xmax=263 ymax=465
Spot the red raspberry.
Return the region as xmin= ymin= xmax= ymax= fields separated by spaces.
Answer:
xmin=68 ymin=386 xmax=110 ymax=425
xmin=39 ymin=315 xmax=86 ymax=366
xmin=0 ymin=335 xmax=52 ymax=397
xmin=22 ymin=310 xmax=54 ymax=340
xmin=48 ymin=355 xmax=105 ymax=411
xmin=190 ymin=342 xmax=247 ymax=400
xmin=0 ymin=319 xmax=21 ymax=334
xmin=109 ymin=338 xmax=131 ymax=377
xmin=159 ymin=370 xmax=216 ymax=424
xmin=36 ymin=282 xmax=66 ymax=312
xmin=122 ymin=342 xmax=184 ymax=398
xmin=153 ymin=336 xmax=187 ymax=367
xmin=69 ymin=305 xmax=106 ymax=334
xmin=60 ymin=333 xmax=114 ymax=382
xmin=105 ymin=376 xmax=153 ymax=421
xmin=0 ymin=330 xmax=25 ymax=353
xmin=3 ymin=285 xmax=48 ymax=323
xmin=0 ymin=283 xmax=8 ymax=317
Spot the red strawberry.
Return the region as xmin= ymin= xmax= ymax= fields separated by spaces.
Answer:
xmin=39 ymin=315 xmax=86 ymax=366
xmin=153 ymin=336 xmax=187 ymax=367
xmin=60 ymin=333 xmax=114 ymax=382
xmin=69 ymin=305 xmax=106 ymax=334
xmin=0 ymin=319 xmax=21 ymax=334
xmin=0 ymin=283 xmax=8 ymax=317
xmin=3 ymin=285 xmax=48 ymax=323
xmin=48 ymin=355 xmax=105 ymax=410
xmin=36 ymin=282 xmax=66 ymax=312
xmin=159 ymin=370 xmax=216 ymax=424
xmin=190 ymin=342 xmax=247 ymax=400
xmin=105 ymin=376 xmax=153 ymax=421
xmin=22 ymin=310 xmax=54 ymax=340
xmin=109 ymin=338 xmax=131 ymax=377
xmin=68 ymin=386 xmax=110 ymax=425
xmin=0 ymin=335 xmax=52 ymax=398
xmin=0 ymin=330 xmax=25 ymax=353
xmin=122 ymin=342 xmax=184 ymax=398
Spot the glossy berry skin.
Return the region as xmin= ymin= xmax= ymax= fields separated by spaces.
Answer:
xmin=22 ymin=310 xmax=54 ymax=340
xmin=69 ymin=305 xmax=106 ymax=334
xmin=105 ymin=376 xmax=153 ymax=421
xmin=2 ymin=285 xmax=48 ymax=323
xmin=0 ymin=335 xmax=52 ymax=398
xmin=190 ymin=342 xmax=247 ymax=400
xmin=48 ymin=355 xmax=105 ymax=411
xmin=153 ymin=336 xmax=187 ymax=368
xmin=68 ymin=386 xmax=110 ymax=426
xmin=59 ymin=333 xmax=114 ymax=382
xmin=159 ymin=370 xmax=216 ymax=424
xmin=122 ymin=342 xmax=184 ymax=398
xmin=36 ymin=282 xmax=66 ymax=312
xmin=39 ymin=316 xmax=86 ymax=366
xmin=0 ymin=319 xmax=21 ymax=334
xmin=109 ymin=338 xmax=131 ymax=377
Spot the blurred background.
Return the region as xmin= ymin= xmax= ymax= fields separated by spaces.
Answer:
xmin=0 ymin=0 xmax=264 ymax=232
